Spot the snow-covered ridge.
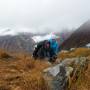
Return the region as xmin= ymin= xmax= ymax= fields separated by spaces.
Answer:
xmin=0 ymin=28 xmax=34 ymax=36
xmin=32 ymin=33 xmax=60 ymax=43
xmin=0 ymin=29 xmax=17 ymax=36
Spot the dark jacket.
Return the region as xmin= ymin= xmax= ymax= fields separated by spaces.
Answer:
xmin=33 ymin=40 xmax=50 ymax=59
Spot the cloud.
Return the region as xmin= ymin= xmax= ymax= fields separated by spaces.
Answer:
xmin=0 ymin=0 xmax=90 ymax=33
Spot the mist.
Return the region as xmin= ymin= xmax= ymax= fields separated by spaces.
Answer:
xmin=0 ymin=0 xmax=90 ymax=33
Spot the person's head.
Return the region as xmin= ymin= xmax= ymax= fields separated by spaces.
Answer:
xmin=44 ymin=40 xmax=50 ymax=49
xmin=50 ymin=39 xmax=57 ymax=44
xmin=52 ymin=38 xmax=56 ymax=42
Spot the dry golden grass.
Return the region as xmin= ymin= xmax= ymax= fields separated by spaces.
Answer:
xmin=0 ymin=50 xmax=51 ymax=90
xmin=69 ymin=59 xmax=90 ymax=90
xmin=0 ymin=49 xmax=10 ymax=58
xmin=59 ymin=48 xmax=90 ymax=60
xmin=58 ymin=48 xmax=90 ymax=90
xmin=57 ymin=48 xmax=90 ymax=90
xmin=0 ymin=48 xmax=90 ymax=90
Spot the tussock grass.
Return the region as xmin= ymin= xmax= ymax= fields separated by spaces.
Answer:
xmin=59 ymin=48 xmax=90 ymax=60
xmin=0 ymin=50 xmax=50 ymax=90
xmin=0 ymin=48 xmax=90 ymax=90
xmin=0 ymin=49 xmax=10 ymax=58
xmin=69 ymin=62 xmax=90 ymax=90
xmin=58 ymin=48 xmax=90 ymax=90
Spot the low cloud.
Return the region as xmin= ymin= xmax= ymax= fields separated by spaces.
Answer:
xmin=0 ymin=0 xmax=90 ymax=33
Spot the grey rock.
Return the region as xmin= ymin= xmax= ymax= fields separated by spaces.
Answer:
xmin=43 ymin=57 xmax=88 ymax=90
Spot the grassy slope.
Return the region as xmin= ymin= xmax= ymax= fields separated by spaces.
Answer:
xmin=58 ymin=48 xmax=90 ymax=90
xmin=0 ymin=48 xmax=89 ymax=90
xmin=0 ymin=50 xmax=51 ymax=90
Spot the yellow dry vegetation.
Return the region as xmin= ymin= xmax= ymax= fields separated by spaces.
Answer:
xmin=0 ymin=48 xmax=89 ymax=90
xmin=0 ymin=49 xmax=10 ymax=58
xmin=0 ymin=50 xmax=50 ymax=90
xmin=58 ymin=48 xmax=90 ymax=90
xmin=59 ymin=48 xmax=90 ymax=60
xmin=70 ymin=57 xmax=90 ymax=90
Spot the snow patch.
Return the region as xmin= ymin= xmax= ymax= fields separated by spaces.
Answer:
xmin=32 ymin=33 xmax=60 ymax=43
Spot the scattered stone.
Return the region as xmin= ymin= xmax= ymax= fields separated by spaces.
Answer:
xmin=70 ymin=48 xmax=75 ymax=51
xmin=43 ymin=63 xmax=61 ymax=77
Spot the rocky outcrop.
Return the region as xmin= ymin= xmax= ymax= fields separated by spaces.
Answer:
xmin=43 ymin=57 xmax=88 ymax=90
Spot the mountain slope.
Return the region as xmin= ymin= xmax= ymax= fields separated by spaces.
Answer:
xmin=61 ymin=20 xmax=90 ymax=50
xmin=0 ymin=29 xmax=73 ymax=53
xmin=0 ymin=34 xmax=34 ymax=53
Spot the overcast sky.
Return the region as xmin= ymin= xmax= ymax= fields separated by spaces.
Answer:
xmin=0 ymin=0 xmax=90 ymax=33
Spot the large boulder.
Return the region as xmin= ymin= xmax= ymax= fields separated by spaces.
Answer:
xmin=43 ymin=57 xmax=88 ymax=90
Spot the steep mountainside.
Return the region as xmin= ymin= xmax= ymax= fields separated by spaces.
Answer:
xmin=61 ymin=20 xmax=90 ymax=50
xmin=0 ymin=34 xmax=34 ymax=53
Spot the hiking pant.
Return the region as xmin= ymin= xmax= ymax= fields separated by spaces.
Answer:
xmin=48 ymin=48 xmax=57 ymax=62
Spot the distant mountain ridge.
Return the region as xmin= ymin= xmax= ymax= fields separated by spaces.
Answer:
xmin=0 ymin=28 xmax=73 ymax=53
xmin=0 ymin=34 xmax=34 ymax=53
xmin=61 ymin=20 xmax=90 ymax=50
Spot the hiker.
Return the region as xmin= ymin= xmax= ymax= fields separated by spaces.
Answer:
xmin=33 ymin=40 xmax=50 ymax=59
xmin=48 ymin=38 xmax=59 ymax=62
xmin=32 ymin=33 xmax=59 ymax=62
xmin=33 ymin=39 xmax=59 ymax=62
